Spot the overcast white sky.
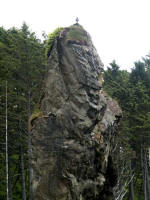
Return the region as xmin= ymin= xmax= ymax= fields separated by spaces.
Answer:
xmin=1 ymin=0 xmax=150 ymax=71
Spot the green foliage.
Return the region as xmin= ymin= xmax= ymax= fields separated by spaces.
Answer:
xmin=104 ymin=59 xmax=150 ymax=199
xmin=45 ymin=27 xmax=62 ymax=58
xmin=30 ymin=111 xmax=43 ymax=129
xmin=0 ymin=23 xmax=45 ymax=199
xmin=103 ymin=61 xmax=130 ymax=110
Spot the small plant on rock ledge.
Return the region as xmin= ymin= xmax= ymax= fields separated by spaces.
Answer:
xmin=45 ymin=27 xmax=62 ymax=58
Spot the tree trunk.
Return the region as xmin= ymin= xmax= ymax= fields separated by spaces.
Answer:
xmin=144 ymin=149 xmax=150 ymax=200
xmin=6 ymin=81 xmax=9 ymax=200
xmin=27 ymin=83 xmax=32 ymax=200
xmin=129 ymin=160 xmax=135 ymax=200
xmin=6 ymin=81 xmax=12 ymax=200
xmin=141 ymin=144 xmax=150 ymax=200
xmin=8 ymin=163 xmax=12 ymax=200
xmin=141 ymin=145 xmax=147 ymax=200
xmin=20 ymin=147 xmax=27 ymax=200
xmin=19 ymin=120 xmax=26 ymax=200
xmin=148 ymin=148 xmax=150 ymax=167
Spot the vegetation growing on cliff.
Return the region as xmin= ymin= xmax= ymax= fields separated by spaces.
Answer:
xmin=66 ymin=24 xmax=88 ymax=44
xmin=29 ymin=111 xmax=43 ymax=130
xmin=45 ymin=27 xmax=62 ymax=58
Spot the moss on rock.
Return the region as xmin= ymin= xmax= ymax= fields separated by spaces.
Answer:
xmin=65 ymin=25 xmax=88 ymax=44
xmin=30 ymin=111 xmax=43 ymax=130
xmin=45 ymin=27 xmax=62 ymax=58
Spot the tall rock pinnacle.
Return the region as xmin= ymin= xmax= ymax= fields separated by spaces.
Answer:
xmin=31 ymin=24 xmax=122 ymax=200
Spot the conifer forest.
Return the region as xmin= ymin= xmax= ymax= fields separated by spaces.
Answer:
xmin=0 ymin=23 xmax=150 ymax=200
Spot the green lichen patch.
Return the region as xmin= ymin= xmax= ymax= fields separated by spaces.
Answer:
xmin=45 ymin=27 xmax=62 ymax=58
xmin=65 ymin=25 xmax=88 ymax=44
xmin=30 ymin=111 xmax=43 ymax=130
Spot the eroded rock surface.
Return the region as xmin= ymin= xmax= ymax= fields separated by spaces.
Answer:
xmin=31 ymin=24 xmax=122 ymax=200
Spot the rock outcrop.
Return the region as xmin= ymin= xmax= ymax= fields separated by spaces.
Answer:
xmin=31 ymin=24 xmax=122 ymax=200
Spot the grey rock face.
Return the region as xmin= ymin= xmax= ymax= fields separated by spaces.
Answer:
xmin=31 ymin=24 xmax=122 ymax=200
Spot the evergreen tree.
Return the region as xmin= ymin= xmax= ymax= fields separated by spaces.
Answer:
xmin=0 ymin=24 xmax=45 ymax=199
xmin=104 ymin=59 xmax=150 ymax=200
